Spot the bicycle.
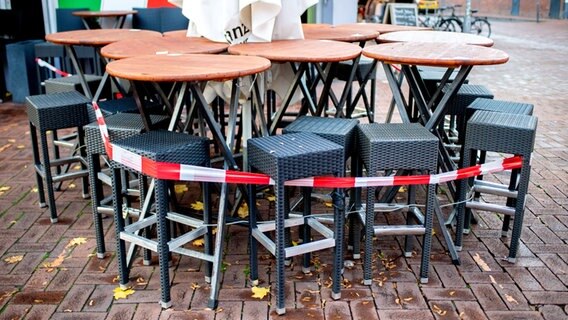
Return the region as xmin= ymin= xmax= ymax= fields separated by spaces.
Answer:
xmin=419 ymin=5 xmax=491 ymax=37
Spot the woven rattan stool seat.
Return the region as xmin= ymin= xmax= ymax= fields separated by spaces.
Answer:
xmin=45 ymin=74 xmax=110 ymax=99
xmin=85 ymin=113 xmax=168 ymax=155
xmin=467 ymin=98 xmax=534 ymax=117
xmin=457 ymin=110 xmax=537 ymax=263
xmin=358 ymin=123 xmax=439 ymax=172
xmin=247 ymin=132 xmax=345 ymax=315
xmin=283 ymin=116 xmax=359 ymax=160
xmin=443 ymin=84 xmax=494 ymax=116
xmin=26 ymin=91 xmax=90 ymax=130
xmin=86 ymin=97 xmax=140 ymax=122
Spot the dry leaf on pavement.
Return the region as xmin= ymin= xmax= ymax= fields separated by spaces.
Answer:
xmin=251 ymin=286 xmax=270 ymax=299
xmin=113 ymin=287 xmax=135 ymax=300
xmin=4 ymin=255 xmax=23 ymax=264
xmin=190 ymin=201 xmax=204 ymax=211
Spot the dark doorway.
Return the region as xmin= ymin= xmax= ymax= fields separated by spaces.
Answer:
xmin=549 ymin=0 xmax=562 ymax=18
xmin=511 ymin=0 xmax=520 ymax=16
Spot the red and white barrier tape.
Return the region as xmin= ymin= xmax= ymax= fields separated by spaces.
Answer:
xmin=36 ymin=58 xmax=72 ymax=77
xmin=93 ymin=102 xmax=523 ymax=188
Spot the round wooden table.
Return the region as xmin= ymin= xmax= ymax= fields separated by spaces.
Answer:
xmin=363 ymin=41 xmax=508 ymax=263
xmin=106 ymin=53 xmax=271 ymax=167
xmin=46 ymin=29 xmax=162 ymax=99
xmin=302 ymin=23 xmax=380 ymax=43
xmin=101 ymin=37 xmax=229 ymax=60
xmin=46 ymin=29 xmax=162 ymax=47
xmin=378 ymin=30 xmax=494 ymax=47
xmin=72 ymin=10 xmax=138 ymax=29
xmin=229 ymin=39 xmax=361 ymax=133
xmin=340 ymin=23 xmax=431 ymax=34
xmin=162 ymin=29 xmax=189 ymax=38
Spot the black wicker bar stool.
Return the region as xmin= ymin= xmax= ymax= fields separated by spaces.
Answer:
xmin=26 ymin=91 xmax=91 ymax=223
xmin=84 ymin=113 xmax=169 ymax=259
xmin=44 ymin=74 xmax=110 ymax=99
xmin=283 ymin=116 xmax=360 ymax=259
xmin=442 ymin=84 xmax=494 ymax=151
xmin=110 ymin=131 xmax=222 ymax=309
xmin=357 ymin=123 xmax=438 ymax=285
xmin=454 ymin=98 xmax=535 ymax=233
xmin=247 ymin=132 xmax=345 ymax=315
xmin=456 ymin=111 xmax=537 ymax=263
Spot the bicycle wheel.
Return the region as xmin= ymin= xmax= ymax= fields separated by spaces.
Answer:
xmin=470 ymin=18 xmax=491 ymax=37
xmin=437 ymin=18 xmax=460 ymax=32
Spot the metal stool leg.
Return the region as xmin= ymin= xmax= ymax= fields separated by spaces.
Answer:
xmin=275 ymin=181 xmax=286 ymax=315
xmin=89 ymin=153 xmax=106 ymax=259
xmin=208 ymin=183 xmax=228 ymax=309
xmin=30 ymin=123 xmax=47 ymax=208
xmin=248 ymin=184 xmax=259 ymax=286
xmin=112 ymin=168 xmax=130 ymax=289
xmin=508 ymin=158 xmax=531 ymax=263
xmin=363 ymin=186 xmax=375 ymax=285
xmin=155 ymin=179 xmax=172 ymax=309
xmin=332 ymin=186 xmax=345 ymax=300
xmin=40 ymin=129 xmax=58 ymax=223
xmin=420 ymin=184 xmax=435 ymax=283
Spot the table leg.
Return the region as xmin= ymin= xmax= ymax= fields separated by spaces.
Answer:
xmin=65 ymin=45 xmax=93 ymax=99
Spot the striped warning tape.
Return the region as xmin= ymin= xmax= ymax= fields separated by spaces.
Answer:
xmin=93 ymin=102 xmax=523 ymax=188
xmin=36 ymin=58 xmax=72 ymax=77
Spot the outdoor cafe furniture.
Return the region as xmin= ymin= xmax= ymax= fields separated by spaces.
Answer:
xmin=362 ymin=41 xmax=509 ymax=263
xmin=456 ymin=111 xmax=537 ymax=263
xmin=25 ymin=91 xmax=91 ymax=223
xmin=100 ymin=36 xmax=229 ymax=60
xmin=104 ymin=53 xmax=271 ymax=308
xmin=227 ymin=39 xmax=361 ymax=134
xmin=72 ymin=10 xmax=138 ymax=29
xmin=45 ymin=29 xmax=162 ymax=100
xmin=247 ymin=132 xmax=346 ymax=315
xmin=356 ymin=123 xmax=439 ymax=285
xmin=83 ymin=113 xmax=169 ymax=259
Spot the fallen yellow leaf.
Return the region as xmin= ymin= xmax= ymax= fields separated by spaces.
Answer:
xmin=68 ymin=183 xmax=76 ymax=189
xmin=16 ymin=145 xmax=25 ymax=149
xmin=190 ymin=201 xmax=204 ymax=211
xmin=266 ymin=195 xmax=276 ymax=202
xmin=505 ymin=294 xmax=518 ymax=304
xmin=238 ymin=203 xmax=249 ymax=219
xmin=0 ymin=144 xmax=11 ymax=153
xmin=31 ymin=187 xmax=38 ymax=193
xmin=4 ymin=255 xmax=23 ymax=264
xmin=7 ymin=139 xmax=15 ymax=143
xmin=0 ymin=186 xmax=10 ymax=192
xmin=251 ymin=286 xmax=270 ymax=299
xmin=192 ymin=238 xmax=204 ymax=247
xmin=191 ymin=283 xmax=201 ymax=290
xmin=68 ymin=237 xmax=88 ymax=247
xmin=472 ymin=253 xmax=491 ymax=271
xmin=324 ymin=202 xmax=333 ymax=208
xmin=113 ymin=287 xmax=135 ymax=300
xmin=174 ymin=184 xmax=188 ymax=193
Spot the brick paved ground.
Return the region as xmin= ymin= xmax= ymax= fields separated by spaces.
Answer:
xmin=1 ymin=19 xmax=567 ymax=319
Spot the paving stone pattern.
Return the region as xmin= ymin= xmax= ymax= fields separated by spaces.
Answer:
xmin=0 ymin=20 xmax=567 ymax=319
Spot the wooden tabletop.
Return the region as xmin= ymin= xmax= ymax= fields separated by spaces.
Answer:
xmin=101 ymin=37 xmax=228 ymax=59
xmin=106 ymin=54 xmax=271 ymax=82
xmin=363 ymin=42 xmax=508 ymax=68
xmin=340 ymin=23 xmax=431 ymax=34
xmin=46 ymin=29 xmax=162 ymax=47
xmin=379 ymin=30 xmax=494 ymax=47
xmin=302 ymin=23 xmax=380 ymax=42
xmin=163 ymin=30 xmax=189 ymax=38
xmin=228 ymin=39 xmax=361 ymax=63
xmin=72 ymin=10 xmax=138 ymax=18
